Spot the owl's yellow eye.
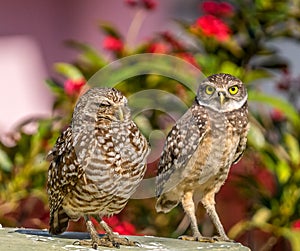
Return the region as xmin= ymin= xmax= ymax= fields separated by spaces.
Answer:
xmin=205 ymin=86 xmax=215 ymax=95
xmin=228 ymin=85 xmax=239 ymax=95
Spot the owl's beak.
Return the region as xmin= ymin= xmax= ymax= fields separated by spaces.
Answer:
xmin=218 ymin=91 xmax=226 ymax=106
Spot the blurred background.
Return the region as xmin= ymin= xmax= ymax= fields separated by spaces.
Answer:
xmin=0 ymin=1 xmax=300 ymax=250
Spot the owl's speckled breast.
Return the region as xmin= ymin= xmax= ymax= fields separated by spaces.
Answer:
xmin=62 ymin=121 xmax=149 ymax=218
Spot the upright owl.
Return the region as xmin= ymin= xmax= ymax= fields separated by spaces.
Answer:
xmin=47 ymin=87 xmax=150 ymax=248
xmin=156 ymin=73 xmax=249 ymax=242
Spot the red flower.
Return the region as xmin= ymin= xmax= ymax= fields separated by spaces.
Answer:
xmin=103 ymin=216 xmax=119 ymax=227
xmin=292 ymin=219 xmax=300 ymax=230
xmin=201 ymin=1 xmax=233 ymax=17
xmin=103 ymin=36 xmax=123 ymax=52
xmin=160 ymin=31 xmax=184 ymax=51
xmin=64 ymin=78 xmax=85 ymax=96
xmin=270 ymin=109 xmax=286 ymax=122
xmin=218 ymin=2 xmax=234 ymax=16
xmin=101 ymin=216 xmax=137 ymax=235
xmin=195 ymin=15 xmax=231 ymax=41
xmin=114 ymin=221 xmax=136 ymax=235
xmin=124 ymin=0 xmax=157 ymax=10
xmin=255 ymin=167 xmax=276 ymax=195
xmin=124 ymin=0 xmax=138 ymax=7
xmin=147 ymin=42 xmax=169 ymax=53
xmin=201 ymin=1 xmax=219 ymax=14
xmin=142 ymin=0 xmax=157 ymax=10
xmin=177 ymin=52 xmax=200 ymax=68
xmin=277 ymin=81 xmax=290 ymax=91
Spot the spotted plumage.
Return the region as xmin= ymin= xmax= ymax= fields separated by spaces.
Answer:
xmin=156 ymin=73 xmax=249 ymax=242
xmin=47 ymin=87 xmax=150 ymax=248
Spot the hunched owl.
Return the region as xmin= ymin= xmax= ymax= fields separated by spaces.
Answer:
xmin=156 ymin=73 xmax=249 ymax=242
xmin=47 ymin=87 xmax=150 ymax=249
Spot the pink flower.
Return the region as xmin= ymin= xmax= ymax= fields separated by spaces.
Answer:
xmin=195 ymin=15 xmax=231 ymax=41
xmin=103 ymin=36 xmax=123 ymax=52
xmin=147 ymin=42 xmax=169 ymax=53
xmin=201 ymin=1 xmax=233 ymax=17
xmin=64 ymin=78 xmax=85 ymax=96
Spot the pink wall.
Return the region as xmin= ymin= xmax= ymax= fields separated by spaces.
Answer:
xmin=0 ymin=0 xmax=173 ymax=133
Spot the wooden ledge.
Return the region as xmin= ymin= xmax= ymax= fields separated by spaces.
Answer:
xmin=0 ymin=227 xmax=251 ymax=251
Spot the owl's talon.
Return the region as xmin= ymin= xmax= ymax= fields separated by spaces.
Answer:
xmin=92 ymin=242 xmax=98 ymax=250
xmin=133 ymin=240 xmax=141 ymax=247
xmin=72 ymin=240 xmax=80 ymax=245
xmin=112 ymin=241 xmax=120 ymax=249
xmin=212 ymin=236 xmax=233 ymax=242
xmin=179 ymin=235 xmax=215 ymax=243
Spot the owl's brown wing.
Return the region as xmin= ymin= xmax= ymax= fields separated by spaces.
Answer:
xmin=156 ymin=103 xmax=209 ymax=196
xmin=229 ymin=103 xmax=249 ymax=165
xmin=232 ymin=123 xmax=249 ymax=164
xmin=47 ymin=126 xmax=84 ymax=234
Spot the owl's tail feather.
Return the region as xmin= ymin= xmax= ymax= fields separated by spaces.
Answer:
xmin=49 ymin=207 xmax=70 ymax=235
xmin=155 ymin=194 xmax=179 ymax=213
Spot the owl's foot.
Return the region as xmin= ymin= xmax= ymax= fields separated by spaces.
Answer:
xmin=178 ymin=235 xmax=215 ymax=243
xmin=211 ymin=235 xmax=234 ymax=242
xmin=179 ymin=234 xmax=233 ymax=243
xmin=74 ymin=234 xmax=139 ymax=249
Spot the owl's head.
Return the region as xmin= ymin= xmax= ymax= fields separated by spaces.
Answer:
xmin=73 ymin=87 xmax=130 ymax=124
xmin=196 ymin=73 xmax=247 ymax=112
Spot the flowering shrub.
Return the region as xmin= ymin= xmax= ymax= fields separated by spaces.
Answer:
xmin=1 ymin=1 xmax=300 ymax=250
xmin=194 ymin=14 xmax=231 ymax=42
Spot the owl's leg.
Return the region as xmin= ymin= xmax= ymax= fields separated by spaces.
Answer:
xmin=179 ymin=191 xmax=213 ymax=242
xmin=97 ymin=216 xmax=138 ymax=247
xmin=201 ymin=191 xmax=231 ymax=242
xmin=75 ymin=215 xmax=137 ymax=249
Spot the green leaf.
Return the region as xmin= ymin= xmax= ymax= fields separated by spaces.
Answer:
xmin=45 ymin=79 xmax=63 ymax=95
xmin=255 ymin=55 xmax=288 ymax=69
xmin=243 ymin=69 xmax=271 ymax=83
xmin=248 ymin=122 xmax=266 ymax=149
xmin=284 ymin=134 xmax=300 ymax=166
xmin=248 ymin=90 xmax=300 ymax=127
xmin=65 ymin=40 xmax=106 ymax=68
xmin=99 ymin=22 xmax=122 ymax=38
xmin=276 ymin=160 xmax=291 ymax=184
xmin=196 ymin=55 xmax=220 ymax=75
xmin=219 ymin=61 xmax=244 ymax=79
xmin=54 ymin=63 xmax=83 ymax=79
xmin=281 ymin=228 xmax=300 ymax=251
xmin=252 ymin=207 xmax=272 ymax=225
xmin=0 ymin=149 xmax=13 ymax=172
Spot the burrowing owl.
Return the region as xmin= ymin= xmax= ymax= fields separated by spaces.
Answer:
xmin=47 ymin=87 xmax=150 ymax=248
xmin=156 ymin=73 xmax=249 ymax=242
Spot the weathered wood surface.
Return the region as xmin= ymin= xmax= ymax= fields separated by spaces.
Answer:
xmin=0 ymin=227 xmax=251 ymax=251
